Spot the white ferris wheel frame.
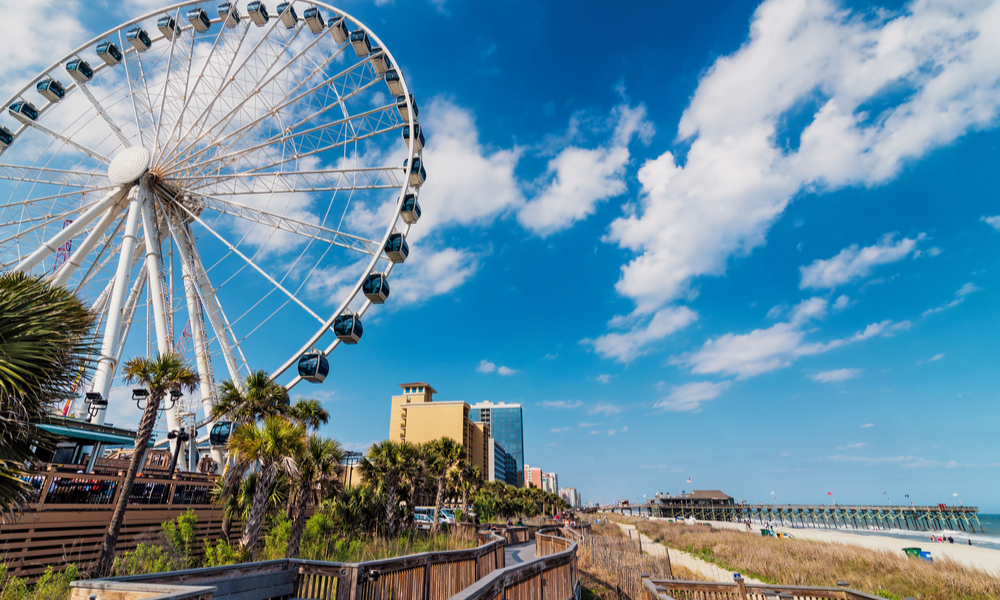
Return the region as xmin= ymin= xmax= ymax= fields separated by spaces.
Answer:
xmin=0 ymin=1 xmax=420 ymax=450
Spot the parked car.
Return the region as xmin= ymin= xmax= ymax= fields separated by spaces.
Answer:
xmin=414 ymin=513 xmax=433 ymax=530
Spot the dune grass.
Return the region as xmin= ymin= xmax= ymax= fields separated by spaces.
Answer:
xmin=635 ymin=520 xmax=1000 ymax=600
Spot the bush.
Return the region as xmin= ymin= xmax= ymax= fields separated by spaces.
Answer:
xmin=261 ymin=516 xmax=291 ymax=560
xmin=113 ymin=543 xmax=180 ymax=577
xmin=0 ymin=564 xmax=74 ymax=600
xmin=202 ymin=540 xmax=244 ymax=567
xmin=161 ymin=509 xmax=199 ymax=569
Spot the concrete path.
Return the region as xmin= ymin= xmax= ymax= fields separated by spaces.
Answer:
xmin=616 ymin=522 xmax=763 ymax=584
xmin=505 ymin=541 xmax=537 ymax=565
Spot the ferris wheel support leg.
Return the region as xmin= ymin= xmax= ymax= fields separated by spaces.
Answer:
xmin=139 ymin=183 xmax=171 ymax=352
xmin=91 ymin=185 xmax=144 ymax=425
xmin=14 ymin=186 xmax=126 ymax=274
xmin=52 ymin=202 xmax=124 ymax=287
xmin=173 ymin=218 xmax=218 ymax=468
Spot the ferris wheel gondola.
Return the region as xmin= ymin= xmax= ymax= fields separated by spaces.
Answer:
xmin=0 ymin=0 xmax=424 ymax=472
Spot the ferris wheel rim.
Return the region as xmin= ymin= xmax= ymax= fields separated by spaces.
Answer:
xmin=0 ymin=0 xmax=423 ymax=409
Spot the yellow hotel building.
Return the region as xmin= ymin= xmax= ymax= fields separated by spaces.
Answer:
xmin=389 ymin=382 xmax=488 ymax=471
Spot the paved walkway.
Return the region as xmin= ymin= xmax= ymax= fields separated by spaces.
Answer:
xmin=616 ymin=522 xmax=762 ymax=584
xmin=505 ymin=541 xmax=537 ymax=565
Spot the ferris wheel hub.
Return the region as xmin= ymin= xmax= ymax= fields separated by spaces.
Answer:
xmin=108 ymin=147 xmax=151 ymax=185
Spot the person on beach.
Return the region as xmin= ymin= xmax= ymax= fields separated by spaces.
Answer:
xmin=969 ymin=539 xmax=973 ymax=546
xmin=948 ymin=537 xmax=954 ymax=543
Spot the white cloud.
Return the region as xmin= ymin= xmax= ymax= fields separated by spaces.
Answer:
xmin=922 ymin=282 xmax=981 ymax=316
xmin=656 ymin=381 xmax=733 ymax=412
xmin=479 ymin=359 xmax=517 ymax=376
xmin=389 ymin=244 xmax=480 ymax=306
xmin=588 ymin=402 xmax=624 ymax=416
xmin=810 ymin=368 xmax=862 ymax=383
xmin=832 ymin=295 xmax=852 ymax=311
xmin=956 ymin=282 xmax=981 ymax=297
xmin=674 ymin=297 xmax=909 ymax=379
xmin=586 ymin=306 xmax=698 ymax=363
xmin=518 ymin=103 xmax=653 ymax=236
xmin=837 ymin=442 xmax=868 ymax=450
xmin=919 ymin=353 xmax=946 ymax=364
xmin=981 ymin=215 xmax=1000 ymax=231
xmin=0 ymin=0 xmax=87 ymax=98
xmin=799 ymin=233 xmax=923 ymax=289
xmin=541 ymin=400 xmax=583 ymax=409
xmin=596 ymin=374 xmax=614 ymax=384
xmin=606 ymin=0 xmax=1000 ymax=316
xmin=860 ymin=423 xmax=874 ymax=428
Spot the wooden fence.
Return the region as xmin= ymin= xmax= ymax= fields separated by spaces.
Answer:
xmin=72 ymin=532 xmax=508 ymax=600
xmin=2 ymin=467 xmax=238 ymax=578
xmin=642 ymin=577 xmax=889 ymax=600
xmin=580 ymin=525 xmax=672 ymax=600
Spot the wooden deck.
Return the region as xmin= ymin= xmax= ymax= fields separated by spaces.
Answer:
xmin=1 ymin=465 xmax=239 ymax=577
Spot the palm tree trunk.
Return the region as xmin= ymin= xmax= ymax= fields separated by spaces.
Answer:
xmin=94 ymin=393 xmax=162 ymax=577
xmin=221 ymin=512 xmax=232 ymax=541
xmin=286 ymin=485 xmax=310 ymax=558
xmin=432 ymin=477 xmax=445 ymax=533
xmin=241 ymin=466 xmax=277 ymax=554
xmin=461 ymin=488 xmax=470 ymax=522
xmin=385 ymin=474 xmax=397 ymax=537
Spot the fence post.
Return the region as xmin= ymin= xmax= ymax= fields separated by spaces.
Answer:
xmin=335 ymin=566 xmax=358 ymax=600
xmin=423 ymin=556 xmax=432 ymax=600
xmin=734 ymin=575 xmax=748 ymax=600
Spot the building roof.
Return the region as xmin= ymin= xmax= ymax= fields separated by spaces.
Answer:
xmin=686 ymin=490 xmax=733 ymax=500
xmin=399 ymin=382 xmax=437 ymax=394
xmin=470 ymin=400 xmax=522 ymax=408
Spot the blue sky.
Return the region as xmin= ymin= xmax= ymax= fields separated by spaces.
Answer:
xmin=4 ymin=0 xmax=1000 ymax=510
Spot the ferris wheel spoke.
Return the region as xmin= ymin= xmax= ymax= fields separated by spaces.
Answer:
xmin=76 ymin=83 xmax=132 ymax=148
xmin=153 ymin=9 xmax=195 ymax=158
xmin=165 ymin=102 xmax=400 ymax=179
xmin=160 ymin=20 xmax=320 ymax=170
xmin=157 ymin=16 xmax=252 ymax=164
xmin=72 ymin=214 xmax=127 ymax=295
xmin=0 ymin=198 xmax=107 ymax=267
xmin=174 ymin=200 xmax=326 ymax=325
xmin=11 ymin=119 xmax=113 ymax=165
xmin=174 ymin=166 xmax=405 ymax=195
xmin=159 ymin=38 xmax=353 ymax=173
xmin=119 ymin=35 xmax=158 ymax=151
xmin=192 ymin=192 xmax=380 ymax=256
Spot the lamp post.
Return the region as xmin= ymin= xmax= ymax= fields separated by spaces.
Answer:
xmin=342 ymin=451 xmax=363 ymax=488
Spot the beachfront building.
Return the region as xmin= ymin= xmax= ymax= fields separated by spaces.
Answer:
xmin=470 ymin=400 xmax=524 ymax=486
xmin=523 ymin=465 xmax=542 ymax=488
xmin=559 ymin=487 xmax=581 ymax=508
xmin=654 ymin=490 xmax=735 ymax=509
xmin=487 ymin=438 xmax=517 ymax=485
xmin=388 ymin=382 xmax=487 ymax=471
xmin=542 ymin=471 xmax=559 ymax=494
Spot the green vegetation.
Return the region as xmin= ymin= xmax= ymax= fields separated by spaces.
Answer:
xmin=0 ymin=563 xmax=79 ymax=600
xmin=0 ymin=272 xmax=95 ymax=520
xmin=636 ymin=520 xmax=1000 ymax=600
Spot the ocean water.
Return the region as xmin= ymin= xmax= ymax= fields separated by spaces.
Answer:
xmin=771 ymin=513 xmax=1000 ymax=551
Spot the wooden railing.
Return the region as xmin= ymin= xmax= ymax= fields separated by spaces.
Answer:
xmin=451 ymin=528 xmax=580 ymax=600
xmin=643 ymin=577 xmax=889 ymax=600
xmin=2 ymin=467 xmax=234 ymax=578
xmin=72 ymin=533 xmax=508 ymax=600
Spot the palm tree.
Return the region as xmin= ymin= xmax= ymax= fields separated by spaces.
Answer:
xmin=450 ymin=462 xmax=482 ymax=522
xmin=0 ymin=273 xmax=95 ymax=520
xmin=227 ymin=416 xmax=306 ymax=554
xmin=422 ymin=438 xmax=464 ymax=532
xmin=287 ymin=435 xmax=343 ymax=557
xmin=358 ymin=440 xmax=418 ymax=536
xmin=288 ymin=399 xmax=329 ymax=431
xmin=95 ymin=352 xmax=198 ymax=576
xmin=212 ymin=370 xmax=290 ymax=538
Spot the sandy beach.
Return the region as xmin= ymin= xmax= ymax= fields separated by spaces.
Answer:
xmin=675 ymin=518 xmax=1000 ymax=576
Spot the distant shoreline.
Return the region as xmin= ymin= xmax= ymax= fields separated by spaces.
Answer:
xmin=682 ymin=517 xmax=1000 ymax=575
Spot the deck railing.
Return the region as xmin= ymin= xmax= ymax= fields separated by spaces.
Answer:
xmin=643 ymin=577 xmax=889 ymax=600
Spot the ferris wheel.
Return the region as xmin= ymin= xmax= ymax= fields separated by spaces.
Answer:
xmin=0 ymin=1 xmax=424 ymax=462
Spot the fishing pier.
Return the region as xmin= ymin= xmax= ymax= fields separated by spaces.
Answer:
xmin=607 ymin=490 xmax=984 ymax=533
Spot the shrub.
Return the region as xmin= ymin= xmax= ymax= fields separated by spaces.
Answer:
xmin=202 ymin=540 xmax=244 ymax=567
xmin=112 ymin=543 xmax=179 ymax=577
xmin=161 ymin=510 xmax=199 ymax=569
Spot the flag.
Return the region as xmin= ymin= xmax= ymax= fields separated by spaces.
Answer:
xmin=828 ymin=492 xmax=832 ymax=496
xmin=687 ymin=478 xmax=691 ymax=483
xmin=953 ymin=493 xmax=959 ymax=497
xmin=905 ymin=495 xmax=910 ymax=498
